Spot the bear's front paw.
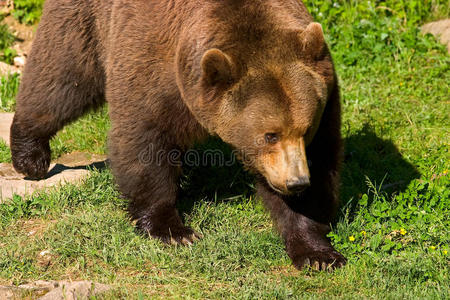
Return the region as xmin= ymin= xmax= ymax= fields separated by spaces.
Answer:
xmin=10 ymin=136 xmax=51 ymax=180
xmin=136 ymin=218 xmax=202 ymax=246
xmin=291 ymin=249 xmax=346 ymax=271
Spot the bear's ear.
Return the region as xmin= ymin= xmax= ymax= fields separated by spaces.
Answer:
xmin=299 ymin=22 xmax=325 ymax=59
xmin=201 ymin=49 xmax=233 ymax=86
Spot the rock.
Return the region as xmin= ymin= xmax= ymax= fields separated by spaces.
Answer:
xmin=0 ymin=281 xmax=111 ymax=300
xmin=13 ymin=55 xmax=26 ymax=68
xmin=0 ymin=152 xmax=107 ymax=201
xmin=18 ymin=280 xmax=60 ymax=298
xmin=0 ymin=62 xmax=20 ymax=76
xmin=19 ymin=280 xmax=60 ymax=291
xmin=53 ymin=152 xmax=107 ymax=168
xmin=39 ymin=281 xmax=111 ymax=300
xmin=0 ymin=112 xmax=14 ymax=145
xmin=422 ymin=19 xmax=450 ymax=53
xmin=0 ymin=286 xmax=17 ymax=300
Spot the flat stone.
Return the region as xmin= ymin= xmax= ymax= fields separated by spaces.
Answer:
xmin=0 ymin=152 xmax=107 ymax=201
xmin=0 ymin=113 xmax=14 ymax=145
xmin=0 ymin=62 xmax=20 ymax=77
xmin=13 ymin=55 xmax=26 ymax=68
xmin=0 ymin=281 xmax=111 ymax=300
xmin=422 ymin=19 xmax=450 ymax=53
xmin=19 ymin=280 xmax=60 ymax=291
xmin=0 ymin=286 xmax=17 ymax=300
xmin=39 ymin=281 xmax=111 ymax=300
xmin=54 ymin=152 xmax=107 ymax=168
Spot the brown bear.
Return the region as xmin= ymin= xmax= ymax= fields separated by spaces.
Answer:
xmin=10 ymin=0 xmax=346 ymax=270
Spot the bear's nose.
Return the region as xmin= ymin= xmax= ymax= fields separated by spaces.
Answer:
xmin=286 ymin=177 xmax=310 ymax=193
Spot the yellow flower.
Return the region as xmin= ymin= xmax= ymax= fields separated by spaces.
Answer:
xmin=349 ymin=236 xmax=355 ymax=242
xmin=400 ymin=228 xmax=407 ymax=235
xmin=430 ymin=246 xmax=436 ymax=250
xmin=443 ymin=250 xmax=448 ymax=255
xmin=400 ymin=82 xmax=404 ymax=87
xmin=443 ymin=170 xmax=448 ymax=176
xmin=360 ymin=230 xmax=367 ymax=237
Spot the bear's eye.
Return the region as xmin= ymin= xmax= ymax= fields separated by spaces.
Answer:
xmin=265 ymin=133 xmax=279 ymax=144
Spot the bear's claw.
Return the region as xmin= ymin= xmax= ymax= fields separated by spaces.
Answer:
xmin=177 ymin=232 xmax=202 ymax=246
xmin=137 ymin=222 xmax=202 ymax=246
xmin=292 ymin=250 xmax=346 ymax=271
xmin=165 ymin=230 xmax=202 ymax=246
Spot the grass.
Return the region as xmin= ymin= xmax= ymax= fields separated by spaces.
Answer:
xmin=12 ymin=0 xmax=43 ymax=25
xmin=49 ymin=107 xmax=109 ymax=158
xmin=0 ymin=16 xmax=17 ymax=64
xmin=0 ymin=73 xmax=20 ymax=112
xmin=0 ymin=0 xmax=449 ymax=298
xmin=0 ymin=21 xmax=15 ymax=51
xmin=0 ymin=170 xmax=448 ymax=298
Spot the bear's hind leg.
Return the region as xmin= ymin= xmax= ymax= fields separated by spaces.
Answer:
xmin=10 ymin=69 xmax=105 ymax=179
xmin=10 ymin=4 xmax=105 ymax=179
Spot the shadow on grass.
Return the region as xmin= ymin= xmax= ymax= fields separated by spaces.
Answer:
xmin=341 ymin=125 xmax=420 ymax=209
xmin=178 ymin=125 xmax=420 ymax=218
xmin=178 ymin=137 xmax=254 ymax=215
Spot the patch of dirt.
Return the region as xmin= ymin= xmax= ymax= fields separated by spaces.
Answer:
xmin=20 ymin=218 xmax=57 ymax=238
xmin=270 ymin=265 xmax=299 ymax=277
xmin=36 ymin=250 xmax=55 ymax=272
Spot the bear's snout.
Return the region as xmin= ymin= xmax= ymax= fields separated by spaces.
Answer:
xmin=286 ymin=176 xmax=310 ymax=193
xmin=260 ymin=137 xmax=311 ymax=195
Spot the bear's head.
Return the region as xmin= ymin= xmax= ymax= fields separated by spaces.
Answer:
xmin=177 ymin=22 xmax=336 ymax=195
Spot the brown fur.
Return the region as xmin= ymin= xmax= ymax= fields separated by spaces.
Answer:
xmin=10 ymin=0 xmax=345 ymax=270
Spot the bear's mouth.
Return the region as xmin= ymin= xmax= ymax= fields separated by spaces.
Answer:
xmin=267 ymin=179 xmax=309 ymax=196
xmin=267 ymin=180 xmax=289 ymax=195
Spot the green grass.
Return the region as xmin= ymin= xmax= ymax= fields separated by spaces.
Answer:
xmin=0 ymin=0 xmax=449 ymax=299
xmin=12 ymin=0 xmax=44 ymax=25
xmin=0 ymin=73 xmax=20 ymax=112
xmin=0 ymin=22 xmax=15 ymax=51
xmin=49 ymin=107 xmax=109 ymax=158
xmin=0 ymin=16 xmax=17 ymax=64
xmin=0 ymin=170 xmax=448 ymax=298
